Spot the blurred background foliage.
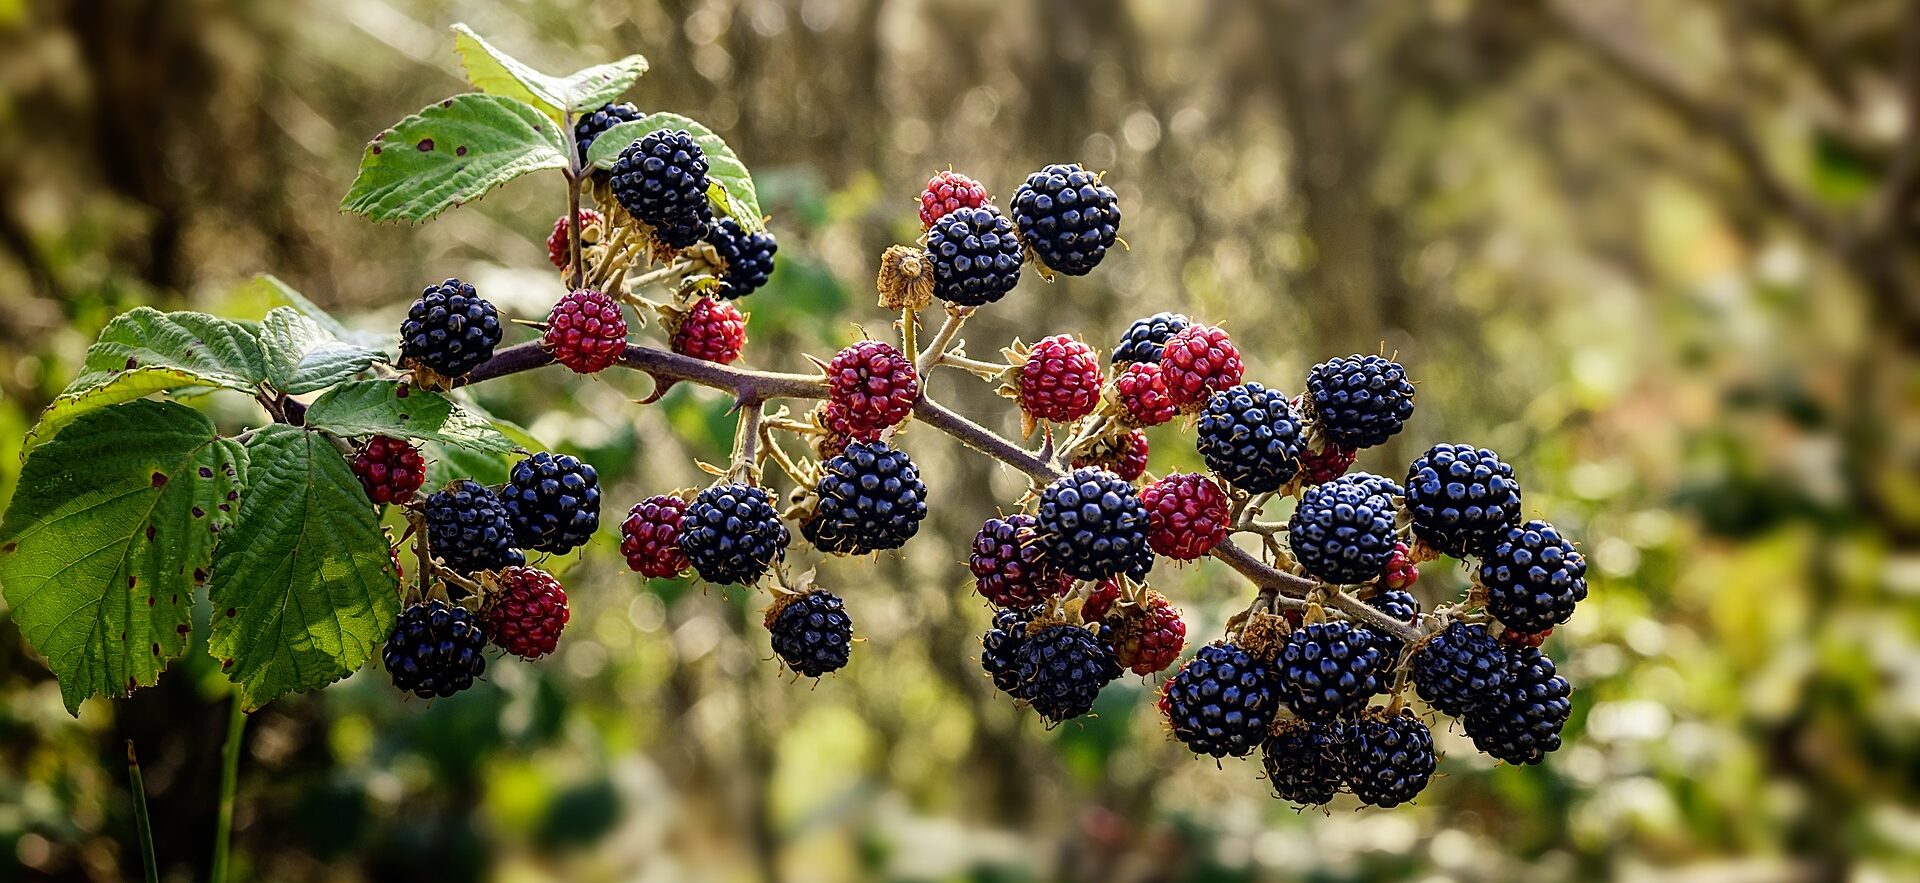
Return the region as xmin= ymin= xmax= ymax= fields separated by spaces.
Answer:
xmin=2 ymin=0 xmax=1918 ymax=880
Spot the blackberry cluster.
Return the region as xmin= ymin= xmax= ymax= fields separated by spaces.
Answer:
xmin=1035 ymin=467 xmax=1154 ymax=581
xmin=1277 ymin=621 xmax=1384 ymax=722
xmin=1411 ymin=621 xmax=1510 ymax=717
xmin=1340 ymin=708 xmax=1437 ymax=808
xmin=1404 ymin=443 xmax=1523 ymax=557
xmin=679 ymin=483 xmax=789 ymax=585
xmin=1464 ymin=645 xmax=1571 ymax=765
xmin=766 ymin=590 xmax=854 ymax=677
xmin=426 ymin=479 xmax=521 ymax=575
xmin=352 ymin=435 xmax=425 ymax=506
xmin=383 ymin=600 xmax=488 ymax=699
xmin=1018 ymin=334 xmax=1104 ymax=424
xmin=1111 ymin=312 xmax=1189 ymax=366
xmin=500 ymin=452 xmax=601 ymax=555
xmin=483 ymin=566 xmax=569 ymax=660
xmin=610 ymin=129 xmax=712 ymax=248
xmin=706 ymin=218 xmax=778 ymax=298
xmin=620 ymin=495 xmax=691 ymax=578
xmin=1304 ymin=355 xmax=1416 ymax=450
xmin=1196 ymin=383 xmax=1305 ymax=493
xmin=1262 ymin=718 xmax=1344 ymax=806
xmin=926 ymin=205 xmax=1024 ymax=307
xmin=573 ymin=102 xmax=641 ymax=161
xmin=968 ymin=515 xmax=1071 ymax=608
xmin=1162 ymin=642 xmax=1282 ymax=758
xmin=1069 ymin=429 xmax=1149 ymax=482
xmin=1479 ymin=520 xmax=1588 ymax=633
xmin=802 ymin=441 xmax=927 ymax=555
xmin=1010 ymin=163 xmax=1121 ymax=276
xmin=980 ymin=606 xmax=1036 ymax=698
xmin=399 ymin=278 xmax=502 ymax=379
xmin=1014 ymin=623 xmax=1123 ymax=722
xmin=1288 ymin=477 xmax=1399 ymax=584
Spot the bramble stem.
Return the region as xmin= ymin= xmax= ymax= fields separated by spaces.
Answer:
xmin=564 ymin=110 xmax=585 ymax=293
xmin=915 ymin=307 xmax=971 ymax=377
xmin=126 ymin=741 xmax=159 ymax=883
xmin=211 ymin=696 xmax=246 ymax=883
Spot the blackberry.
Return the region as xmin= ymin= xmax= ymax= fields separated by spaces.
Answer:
xmin=383 ymin=599 xmax=488 ymax=699
xmin=500 ymin=452 xmax=601 ymax=555
xmin=1262 ymin=718 xmax=1345 ymax=806
xmin=1080 ymin=578 xmax=1121 ymax=623
xmin=1380 ymin=542 xmax=1419 ymax=591
xmin=1304 ymin=354 xmax=1416 ymax=450
xmin=482 ymin=566 xmax=569 ymax=660
xmin=968 ymin=515 xmax=1072 ymax=609
xmin=981 ymin=606 xmax=1036 ymax=698
xmin=1159 ymin=324 xmax=1244 ymax=408
xmin=1297 ymin=444 xmax=1358 ymax=485
xmin=610 ymin=129 xmax=713 ymax=248
xmin=351 ymin=435 xmax=425 ymax=506
xmin=1339 ymin=707 xmax=1436 ymax=808
xmin=926 ymin=205 xmax=1024 ymax=307
xmin=1112 ymin=362 xmax=1176 ymax=427
xmin=1104 ymin=591 xmax=1186 ymax=675
xmin=706 ymin=218 xmax=778 ymax=298
xmin=1196 ymin=382 xmax=1305 ymax=493
xmin=1035 ymin=467 xmax=1154 ymax=581
xmin=1346 ymin=471 xmax=1406 ymax=501
xmin=801 ymin=441 xmax=928 ymax=555
xmin=547 ymin=208 xmax=604 ymax=270
xmin=1463 ymin=645 xmax=1571 ymax=765
xmin=620 ymin=495 xmax=691 ymax=579
xmin=1111 ymin=312 xmax=1189 ymax=366
xmin=1014 ymin=623 xmax=1122 ymax=723
xmin=919 ymin=170 xmax=991 ymax=228
xmin=1161 ymin=642 xmax=1282 ymax=758
xmin=1276 ymin=621 xmax=1385 ymax=722
xmin=1288 ymin=477 xmax=1399 ymax=585
xmin=1010 ymin=162 xmax=1121 ymax=276
xmin=425 ymin=479 xmax=520 ymax=575
xmin=1018 ymin=334 xmax=1103 ymax=423
xmin=573 ymin=102 xmax=641 ymax=162
xmin=1363 ymin=588 xmax=1421 ymax=663
xmin=766 ymin=590 xmax=854 ymax=677
xmin=671 ymin=297 xmax=748 ymax=365
xmin=824 ymin=340 xmax=918 ymax=436
xmin=1404 ymin=443 xmax=1523 ymax=557
xmin=1410 ymin=621 xmax=1509 ymax=717
xmin=1070 ymin=429 xmax=1149 ymax=482
xmin=543 ymin=289 xmax=628 ymax=374
xmin=1139 ymin=472 xmax=1231 ymax=561
xmin=679 ymin=483 xmax=789 ymax=585
xmin=399 ymin=278 xmax=503 ymax=380
xmin=1479 ymin=520 xmax=1588 ymax=633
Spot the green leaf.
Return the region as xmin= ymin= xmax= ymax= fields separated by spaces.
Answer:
xmin=341 ymin=94 xmax=569 ymax=223
xmin=259 ymin=308 xmax=381 ymax=395
xmin=207 ymin=426 xmax=400 ymax=710
xmin=451 ymin=23 xmax=648 ymax=121
xmin=0 ymin=401 xmax=246 ymax=714
xmin=303 ymin=380 xmax=517 ymax=453
xmin=26 ymin=309 xmax=266 ymax=451
xmin=585 ymin=113 xmax=763 ymax=231
xmin=424 ymin=441 xmax=517 ymax=488
xmin=239 ymin=275 xmax=393 ymax=354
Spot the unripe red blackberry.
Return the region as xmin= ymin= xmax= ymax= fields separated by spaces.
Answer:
xmin=383 ymin=599 xmax=488 ymax=699
xmin=801 ymin=440 xmax=928 ymax=555
xmin=968 ymin=515 xmax=1072 ymax=608
xmin=1035 ymin=467 xmax=1154 ymax=581
xmin=1288 ymin=476 xmax=1399 ymax=585
xmin=926 ymin=205 xmax=1024 ymax=307
xmin=352 ymin=435 xmax=425 ymax=506
xmin=1411 ymin=621 xmax=1509 ymax=717
xmin=1303 ymin=354 xmax=1416 ymax=450
xmin=705 ymin=218 xmax=778 ymax=298
xmin=1014 ymin=622 xmax=1122 ymax=722
xmin=1159 ymin=323 xmax=1243 ymax=409
xmin=1010 ymin=163 xmax=1121 ymax=276
xmin=609 ymin=129 xmax=712 ymax=248
xmin=766 ymin=590 xmax=854 ymax=677
xmin=1277 ymin=621 xmax=1385 ymax=722
xmin=1070 ymin=429 xmax=1150 ymax=482
xmin=1297 ymin=444 xmax=1358 ymax=485
xmin=1112 ymin=361 xmax=1176 ymax=427
xmin=1339 ymin=707 xmax=1436 ymax=808
xmin=679 ymin=483 xmax=789 ymax=585
xmin=1111 ymin=312 xmax=1189 ymax=366
xmin=1479 ymin=519 xmax=1587 ymax=634
xmin=1018 ymin=335 xmax=1103 ymax=424
xmin=1161 ymin=641 xmax=1283 ymax=758
xmin=543 ymin=289 xmax=628 ymax=374
xmin=1499 ymin=626 xmax=1552 ymax=649
xmin=1262 ymin=718 xmax=1344 ymax=806
xmin=1381 ymin=542 xmax=1419 ymax=590
xmin=1081 ymin=578 xmax=1121 ymax=623
xmin=483 ymin=566 xmax=570 ymax=659
xmin=547 ymin=208 xmax=604 ymax=270
xmin=1139 ymin=472 xmax=1231 ymax=561
xmin=620 ymin=495 xmax=691 ymax=579
xmin=824 ymin=340 xmax=918 ymax=436
xmin=1463 ymin=645 xmax=1571 ymax=765
xmin=919 ymin=170 xmax=991 ymax=228
xmin=671 ymin=297 xmax=747 ymax=365
xmin=399 ymin=278 xmax=502 ymax=380
xmin=1104 ymin=591 xmax=1186 ymax=675
xmin=1196 ymin=382 xmax=1305 ymax=494
xmin=1404 ymin=443 xmax=1523 ymax=558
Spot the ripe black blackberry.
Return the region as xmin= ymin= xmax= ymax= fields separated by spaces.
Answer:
xmin=383 ymin=599 xmax=488 ymax=699
xmin=679 ymin=483 xmax=790 ymax=585
xmin=980 ymin=606 xmax=1036 ymax=699
xmin=1196 ymin=382 xmax=1305 ymax=494
xmin=706 ymin=217 xmax=778 ymax=298
xmin=1160 ymin=642 xmax=1283 ymax=758
xmin=499 ymin=452 xmax=601 ymax=555
xmin=399 ymin=278 xmax=503 ymax=380
xmin=1288 ymin=477 xmax=1399 ymax=585
xmin=1464 ymin=645 xmax=1571 ymax=765
xmin=1277 ymin=621 xmax=1385 ymax=722
xmin=610 ymin=129 xmax=713 ymax=248
xmin=926 ymin=205 xmax=1024 ymax=307
xmin=425 ymin=479 xmax=521 ymax=575
xmin=573 ymin=102 xmax=641 ymax=162
xmin=1034 ymin=467 xmax=1154 ymax=581
xmin=1410 ymin=621 xmax=1509 ymax=717
xmin=1304 ymin=354 xmax=1416 ymax=450
xmin=1404 ymin=443 xmax=1523 ymax=557
xmin=1363 ymin=588 xmax=1421 ymax=663
xmin=1010 ymin=163 xmax=1121 ymax=276
xmin=1479 ymin=519 xmax=1588 ymax=634
xmin=1111 ymin=312 xmax=1189 ymax=366
xmin=1014 ymin=623 xmax=1123 ymax=722
xmin=1262 ymin=718 xmax=1345 ymax=806
xmin=801 ymin=441 xmax=928 ymax=555
xmin=766 ymin=590 xmax=854 ymax=677
xmin=1339 ymin=707 xmax=1436 ymax=808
